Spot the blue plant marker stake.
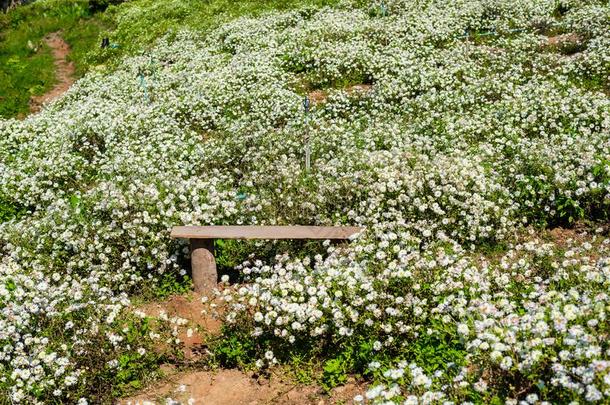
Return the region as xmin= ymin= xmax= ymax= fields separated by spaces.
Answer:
xmin=148 ymin=53 xmax=159 ymax=89
xmin=303 ymin=96 xmax=310 ymax=114
xmin=236 ymin=192 xmax=247 ymax=201
xmin=303 ymin=96 xmax=311 ymax=172
xmin=380 ymin=3 xmax=387 ymax=17
xmin=138 ymin=69 xmax=150 ymax=104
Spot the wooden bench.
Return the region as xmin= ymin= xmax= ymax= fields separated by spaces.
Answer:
xmin=170 ymin=226 xmax=365 ymax=293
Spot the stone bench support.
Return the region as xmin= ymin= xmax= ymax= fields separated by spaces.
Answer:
xmin=189 ymin=238 xmax=217 ymax=293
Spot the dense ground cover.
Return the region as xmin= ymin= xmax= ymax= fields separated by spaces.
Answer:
xmin=0 ymin=0 xmax=609 ymax=403
xmin=88 ymin=0 xmax=341 ymax=67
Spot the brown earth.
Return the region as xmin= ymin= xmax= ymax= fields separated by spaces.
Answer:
xmin=127 ymin=294 xmax=364 ymax=404
xmin=308 ymin=84 xmax=374 ymax=105
xmin=545 ymin=221 xmax=608 ymax=248
xmin=29 ymin=32 xmax=76 ymax=113
xmin=548 ymin=226 xmax=588 ymax=247
xmin=547 ymin=33 xmax=581 ymax=47
xmin=135 ymin=293 xmax=223 ymax=360
xmin=544 ymin=32 xmax=584 ymax=58
xmin=121 ymin=369 xmax=363 ymax=405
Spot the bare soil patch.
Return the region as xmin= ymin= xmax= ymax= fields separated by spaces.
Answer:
xmin=545 ymin=221 xmax=605 ymax=248
xmin=135 ymin=293 xmax=223 ymax=360
xmin=547 ymin=33 xmax=581 ymax=47
xmin=29 ymin=32 xmax=75 ymax=113
xmin=128 ymin=294 xmax=364 ymax=404
xmin=121 ymin=368 xmax=363 ymax=405
xmin=308 ymin=83 xmax=374 ymax=105
xmin=544 ymin=33 xmax=584 ymax=56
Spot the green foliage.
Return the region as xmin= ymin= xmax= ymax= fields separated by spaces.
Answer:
xmin=0 ymin=194 xmax=28 ymax=222
xmin=287 ymin=355 xmax=318 ymax=385
xmin=63 ymin=17 xmax=109 ymax=77
xmin=320 ymin=340 xmax=375 ymax=391
xmin=214 ymin=238 xmax=330 ymax=282
xmin=0 ymin=0 xmax=341 ymax=118
xmin=555 ymin=195 xmax=584 ymax=225
xmin=476 ymin=239 xmax=509 ymax=257
xmin=213 ymin=300 xmax=470 ymax=395
xmin=212 ymin=326 xmax=257 ymax=368
xmin=0 ymin=303 xmax=173 ymax=402
xmin=88 ymin=0 xmax=125 ymax=13
xmin=0 ymin=42 xmax=55 ymax=118
xmin=110 ymin=318 xmax=161 ymax=396
xmin=322 ymin=356 xmax=350 ymax=390
xmin=2 ymin=0 xmax=609 ymax=402
xmin=147 ymin=271 xmax=193 ymax=300
xmin=589 ymin=158 xmax=610 ymax=220
xmin=76 ymin=314 xmax=177 ymax=400
xmin=574 ymin=74 xmax=610 ymax=93
xmin=406 ymin=324 xmax=467 ymax=376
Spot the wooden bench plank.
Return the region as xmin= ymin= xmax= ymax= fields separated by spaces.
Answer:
xmin=171 ymin=225 xmax=365 ymax=293
xmin=171 ymin=225 xmax=364 ymax=240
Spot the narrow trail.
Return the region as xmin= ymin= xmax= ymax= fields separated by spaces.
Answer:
xmin=122 ymin=295 xmax=364 ymax=404
xmin=122 ymin=368 xmax=362 ymax=405
xmin=29 ymin=32 xmax=76 ymax=113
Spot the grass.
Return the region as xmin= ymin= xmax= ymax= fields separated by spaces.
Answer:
xmin=0 ymin=0 xmax=109 ymax=118
xmin=64 ymin=16 xmax=109 ymax=77
xmin=0 ymin=42 xmax=55 ymax=118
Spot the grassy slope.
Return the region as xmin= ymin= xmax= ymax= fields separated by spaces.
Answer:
xmin=0 ymin=0 xmax=340 ymax=119
xmin=88 ymin=0 xmax=342 ymax=71
xmin=0 ymin=0 xmax=111 ymax=118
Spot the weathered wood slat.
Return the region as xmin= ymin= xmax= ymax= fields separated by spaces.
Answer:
xmin=171 ymin=225 xmax=364 ymax=240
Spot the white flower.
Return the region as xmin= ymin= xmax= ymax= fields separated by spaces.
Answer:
xmin=586 ymin=385 xmax=602 ymax=402
xmin=500 ymin=356 xmax=513 ymax=371
xmin=457 ymin=323 xmax=469 ymax=336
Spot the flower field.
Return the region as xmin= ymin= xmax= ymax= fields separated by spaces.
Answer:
xmin=1 ymin=0 xmax=609 ymax=403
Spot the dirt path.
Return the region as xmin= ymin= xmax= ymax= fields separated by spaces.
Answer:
xmin=124 ymin=294 xmax=364 ymax=404
xmin=29 ymin=32 xmax=76 ymax=113
xmin=122 ymin=368 xmax=363 ymax=405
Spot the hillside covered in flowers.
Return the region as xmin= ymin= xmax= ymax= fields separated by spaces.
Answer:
xmin=1 ymin=0 xmax=609 ymax=403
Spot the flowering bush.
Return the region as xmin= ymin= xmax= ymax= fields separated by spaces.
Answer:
xmin=1 ymin=0 xmax=609 ymax=402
